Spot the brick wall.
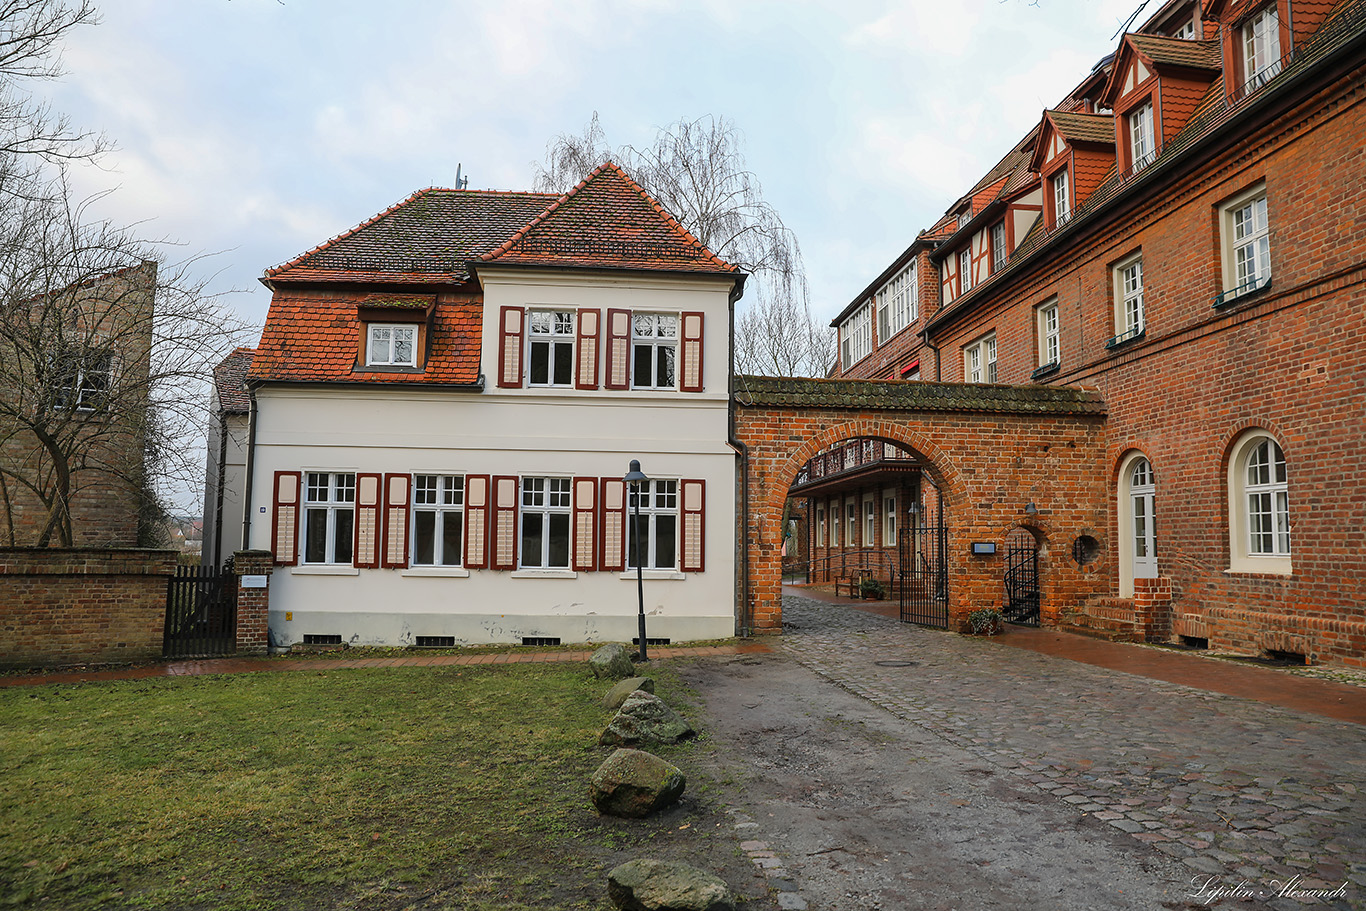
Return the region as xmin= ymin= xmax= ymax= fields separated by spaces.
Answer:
xmin=0 ymin=548 xmax=177 ymax=669
xmin=917 ymin=60 xmax=1366 ymax=665
xmin=736 ymin=401 xmax=1110 ymax=634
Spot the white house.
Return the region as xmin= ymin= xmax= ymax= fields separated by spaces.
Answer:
xmin=235 ymin=163 xmax=745 ymax=648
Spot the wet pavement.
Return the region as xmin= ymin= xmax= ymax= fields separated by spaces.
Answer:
xmin=755 ymin=593 xmax=1365 ymax=910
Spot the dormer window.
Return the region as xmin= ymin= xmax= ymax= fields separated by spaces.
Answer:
xmin=1174 ymin=18 xmax=1197 ymax=39
xmin=1129 ymin=102 xmax=1155 ymax=170
xmin=1052 ymin=170 xmax=1071 ymax=225
xmin=958 ymin=248 xmax=973 ymax=295
xmin=1242 ymin=6 xmax=1282 ymax=90
xmin=367 ymin=325 xmax=417 ymax=367
xmin=990 ymin=221 xmax=1008 ymax=273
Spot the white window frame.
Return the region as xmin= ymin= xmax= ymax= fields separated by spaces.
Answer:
xmin=1227 ymin=431 xmax=1291 ymax=574
xmin=627 ymin=479 xmax=679 ymax=570
xmin=303 ymin=472 xmax=356 ymax=565
xmin=367 ymin=324 xmax=417 ymax=367
xmin=1174 ymin=18 xmax=1197 ymax=39
xmin=879 ymin=263 xmax=918 ymax=339
xmin=520 ymin=476 xmax=573 ymax=569
xmin=990 ymin=221 xmax=1007 ymax=273
xmin=1242 ymin=6 xmax=1282 ymax=91
xmin=1220 ymin=183 xmax=1271 ymax=300
xmin=864 ymin=495 xmax=876 ymax=547
xmin=1037 ymin=300 xmax=1060 ymax=368
xmin=839 ymin=303 xmax=872 ymax=370
xmin=1129 ymin=102 xmax=1155 ymax=170
xmin=1052 ymin=169 xmax=1071 ymax=225
xmin=816 ymin=504 xmax=826 ymax=547
xmin=846 ymin=500 xmax=857 ymax=548
xmin=958 ymin=248 xmax=973 ymax=296
xmin=53 ymin=349 xmax=113 ymax=411
xmin=631 ymin=313 xmax=678 ymax=390
xmin=964 ymin=333 xmax=997 ymax=383
xmin=1117 ymin=452 xmax=1158 ymax=597
xmin=830 ymin=499 xmax=840 ymax=547
xmin=412 ymin=474 xmax=464 ymax=567
xmin=528 ymin=309 xmax=575 ymax=387
xmin=884 ymin=494 xmax=897 ymax=548
xmin=1113 ymin=253 xmax=1145 ymax=340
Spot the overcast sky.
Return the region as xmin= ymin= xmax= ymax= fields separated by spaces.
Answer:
xmin=46 ymin=0 xmax=1147 ymax=334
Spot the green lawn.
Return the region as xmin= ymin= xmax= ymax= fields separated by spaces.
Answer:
xmin=0 ymin=663 xmax=747 ymax=911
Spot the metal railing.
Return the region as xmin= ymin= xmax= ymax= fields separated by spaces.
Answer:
xmin=791 ymin=438 xmax=916 ymax=490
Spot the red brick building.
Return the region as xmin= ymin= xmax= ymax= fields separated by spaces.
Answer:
xmin=811 ymin=0 xmax=1366 ymax=665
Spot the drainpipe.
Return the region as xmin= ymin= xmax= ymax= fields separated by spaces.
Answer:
xmin=922 ymin=329 xmax=943 ymax=382
xmin=211 ymin=407 xmax=229 ymax=567
xmin=726 ymin=279 xmax=751 ymax=637
xmin=240 ymin=386 xmax=259 ymax=557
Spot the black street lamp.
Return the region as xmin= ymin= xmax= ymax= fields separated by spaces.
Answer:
xmin=624 ymin=459 xmax=650 ymax=662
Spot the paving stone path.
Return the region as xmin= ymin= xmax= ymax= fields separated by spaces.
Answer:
xmin=769 ymin=595 xmax=1365 ymax=910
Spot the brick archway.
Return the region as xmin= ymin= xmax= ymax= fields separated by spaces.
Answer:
xmin=732 ymin=376 xmax=1110 ymax=633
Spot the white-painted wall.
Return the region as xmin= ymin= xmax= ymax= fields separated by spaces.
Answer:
xmin=248 ymin=268 xmax=738 ymax=648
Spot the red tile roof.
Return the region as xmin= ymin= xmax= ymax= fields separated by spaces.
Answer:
xmin=248 ymin=292 xmax=484 ymax=386
xmin=479 ymin=162 xmax=739 ymax=275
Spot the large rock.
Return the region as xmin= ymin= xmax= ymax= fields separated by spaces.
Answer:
xmin=590 ymin=643 xmax=636 ymax=680
xmin=607 ymin=858 xmax=736 ymax=911
xmin=600 ymin=691 xmax=695 ymax=746
xmin=590 ymin=749 xmax=686 ymax=818
xmin=603 ymin=676 xmax=655 ymax=709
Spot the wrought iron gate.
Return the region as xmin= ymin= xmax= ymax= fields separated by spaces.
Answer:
xmin=164 ymin=561 xmax=238 ymax=657
xmin=1003 ymin=537 xmax=1040 ymax=625
xmin=899 ymin=520 xmax=949 ymax=628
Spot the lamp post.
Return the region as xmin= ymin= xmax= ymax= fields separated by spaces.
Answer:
xmin=624 ymin=459 xmax=650 ymax=662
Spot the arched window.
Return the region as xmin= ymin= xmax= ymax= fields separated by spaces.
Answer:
xmin=1117 ymin=451 xmax=1157 ymax=597
xmin=1227 ymin=431 xmax=1291 ymax=574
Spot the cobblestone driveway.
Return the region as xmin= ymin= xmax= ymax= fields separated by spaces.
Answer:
xmin=769 ymin=595 xmax=1365 ymax=910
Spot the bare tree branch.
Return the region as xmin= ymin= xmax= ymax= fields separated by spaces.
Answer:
xmin=535 ymin=113 xmax=830 ymax=376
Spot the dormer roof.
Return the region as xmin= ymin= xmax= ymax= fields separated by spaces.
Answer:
xmin=1101 ymin=34 xmax=1222 ymax=105
xmin=1029 ymin=110 xmax=1115 ymax=172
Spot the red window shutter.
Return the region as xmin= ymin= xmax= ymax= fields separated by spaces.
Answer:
xmin=680 ymin=479 xmax=706 ymax=572
xmin=576 ymin=309 xmax=601 ymax=390
xmin=600 ymin=477 xmax=627 ymax=571
xmin=271 ymin=471 xmax=302 ymax=566
xmin=604 ymin=308 xmax=632 ymax=390
xmin=497 ymin=306 xmax=525 ymax=388
xmin=490 ymin=475 xmax=519 ymax=570
xmin=572 ymin=477 xmax=597 ymax=571
xmin=464 ymin=474 xmax=490 ymax=569
xmin=679 ymin=311 xmax=704 ymax=392
xmin=381 ymin=473 xmax=411 ymax=569
xmin=354 ymin=473 xmax=382 ymax=568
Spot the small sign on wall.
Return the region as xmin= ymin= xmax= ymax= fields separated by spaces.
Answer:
xmin=970 ymin=542 xmax=997 ymax=556
xmin=240 ymin=575 xmax=268 ymax=589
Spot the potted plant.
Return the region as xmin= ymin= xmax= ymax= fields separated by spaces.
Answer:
xmin=967 ymin=607 xmax=1006 ymax=636
xmin=859 ymin=578 xmax=887 ymax=601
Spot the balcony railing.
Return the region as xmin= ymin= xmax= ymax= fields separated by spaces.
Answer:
xmin=791 ymin=437 xmax=917 ymax=490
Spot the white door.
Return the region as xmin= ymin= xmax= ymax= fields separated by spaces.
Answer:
xmin=1130 ymin=458 xmax=1157 ymax=579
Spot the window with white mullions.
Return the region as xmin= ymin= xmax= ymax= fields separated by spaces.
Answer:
xmin=632 ymin=313 xmax=678 ymax=389
xmin=520 ymin=477 xmax=572 ymax=569
xmin=884 ymin=496 xmax=897 ymax=547
xmin=1120 ymin=257 xmax=1144 ymax=336
xmin=627 ymin=479 xmax=678 ymax=570
xmin=1246 ymin=439 xmax=1290 ymax=556
xmin=1232 ymin=196 xmax=1270 ymax=290
xmin=1052 ymin=169 xmax=1070 ymax=225
xmin=367 ymin=325 xmax=416 ymax=366
xmin=1242 ymin=6 xmax=1282 ymax=90
xmin=304 ymin=472 xmax=356 ymax=564
xmin=1129 ymin=102 xmax=1155 ymax=170
xmin=1130 ymin=457 xmax=1157 ymax=579
xmin=528 ymin=310 xmax=574 ymax=386
xmin=412 ymin=474 xmax=463 ymax=566
xmin=1037 ymin=300 xmax=1060 ymax=368
xmin=53 ymin=349 xmax=113 ymax=411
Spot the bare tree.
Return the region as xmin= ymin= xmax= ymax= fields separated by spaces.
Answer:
xmin=534 ymin=113 xmax=831 ymax=376
xmin=0 ymin=1 xmax=250 ymax=546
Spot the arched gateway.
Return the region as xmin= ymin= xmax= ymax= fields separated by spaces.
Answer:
xmin=732 ymin=376 xmax=1109 ymax=634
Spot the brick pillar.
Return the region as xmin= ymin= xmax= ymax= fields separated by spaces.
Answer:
xmin=1134 ymin=576 xmax=1173 ymax=643
xmin=233 ymin=550 xmax=274 ymax=656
